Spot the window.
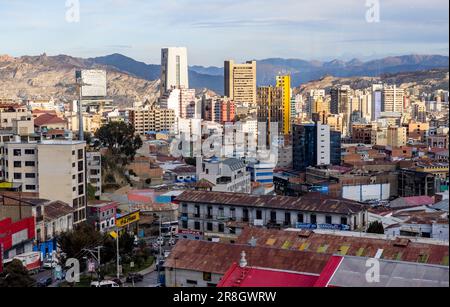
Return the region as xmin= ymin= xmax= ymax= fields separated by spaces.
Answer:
xmin=218 ymin=224 xmax=225 ymax=233
xmin=297 ymin=213 xmax=304 ymax=223
xmin=78 ymin=161 xmax=84 ymax=172
xmin=194 ymin=221 xmax=201 ymax=230
xmin=25 ymin=149 xmax=35 ymax=155
xmin=207 ymin=206 xmax=213 ymax=219
xmin=78 ymin=184 xmax=84 ymax=195
xmin=78 ymin=173 xmax=84 ymax=184
xmin=72 ymin=150 xmax=76 ymax=155
xmin=311 ymin=214 xmax=317 ymax=224
xmin=207 ymin=223 xmax=213 ymax=231
xmin=341 ymin=217 xmax=348 ymax=225
xmin=325 ymin=216 xmax=332 ymax=224
xmin=182 ymin=220 xmax=188 ymax=229
xmin=25 ymin=161 xmax=35 ymax=167
xmin=13 ymin=149 xmax=21 ymax=156
xmin=25 ymin=173 xmax=36 ymax=179
xmin=14 ymin=161 xmax=21 ymax=168
xmin=78 ymin=149 xmax=84 ymax=160
xmin=243 ymin=209 xmax=249 ymax=222
xmin=194 ymin=205 xmax=200 ymax=218
xmin=203 ymin=272 xmax=212 ymax=282
xmin=256 ymin=210 xmax=262 ymax=220
xmin=284 ymin=212 xmax=291 ymax=226
xmin=270 ymin=211 xmax=277 ymax=223
xmin=230 ymin=208 xmax=236 ymax=220
xmin=25 ymin=185 xmax=36 ymax=190
xmin=14 ymin=173 xmax=22 ymax=180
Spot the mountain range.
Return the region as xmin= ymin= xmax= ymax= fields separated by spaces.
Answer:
xmin=0 ymin=53 xmax=448 ymax=105
xmin=92 ymin=53 xmax=449 ymax=94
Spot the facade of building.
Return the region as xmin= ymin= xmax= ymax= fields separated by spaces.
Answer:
xmin=160 ymin=47 xmax=189 ymax=95
xmin=275 ymin=75 xmax=292 ymax=135
xmin=224 ymin=60 xmax=257 ymax=106
xmin=382 ymin=85 xmax=404 ymax=113
xmin=293 ymin=123 xmax=331 ymax=171
xmin=1 ymin=140 xmax=88 ymax=224
xmin=129 ymin=106 xmax=175 ymax=135
xmin=175 ymin=190 xmax=368 ymax=242
xmin=87 ymin=201 xmax=118 ymax=233
xmin=197 ymin=158 xmax=251 ymax=194
xmin=86 ymin=151 xmax=102 ymax=198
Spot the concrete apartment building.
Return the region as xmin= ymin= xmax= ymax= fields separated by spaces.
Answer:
xmin=86 ymin=151 xmax=102 ymax=198
xmin=387 ymin=126 xmax=407 ymax=148
xmin=1 ymin=140 xmax=88 ymax=224
xmin=224 ymin=60 xmax=257 ymax=106
xmin=129 ymin=105 xmax=175 ymax=136
xmin=160 ymin=47 xmax=189 ymax=95
xmin=382 ymin=85 xmax=405 ymax=113
xmin=197 ymin=158 xmax=251 ymax=194
xmin=175 ymin=190 xmax=368 ymax=242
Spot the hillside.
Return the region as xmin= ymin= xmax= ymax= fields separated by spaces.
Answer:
xmin=294 ymin=68 xmax=449 ymax=95
xmin=0 ymin=54 xmax=159 ymax=106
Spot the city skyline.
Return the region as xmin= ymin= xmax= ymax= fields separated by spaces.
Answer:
xmin=0 ymin=0 xmax=448 ymax=66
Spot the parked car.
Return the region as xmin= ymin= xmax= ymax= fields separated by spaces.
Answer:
xmin=156 ymin=237 xmax=164 ymax=246
xmin=36 ymin=277 xmax=53 ymax=287
xmin=168 ymin=238 xmax=177 ymax=246
xmin=126 ymin=273 xmax=144 ymax=283
xmin=43 ymin=259 xmax=58 ymax=269
xmin=90 ymin=280 xmax=120 ymax=288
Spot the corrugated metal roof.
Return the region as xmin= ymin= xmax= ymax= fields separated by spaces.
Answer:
xmin=237 ymin=227 xmax=449 ymax=266
xmin=164 ymin=239 xmax=330 ymax=275
xmin=175 ymin=191 xmax=366 ymax=215
xmin=329 ymin=256 xmax=449 ymax=287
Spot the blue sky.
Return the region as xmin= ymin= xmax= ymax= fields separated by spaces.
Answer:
xmin=0 ymin=0 xmax=448 ymax=66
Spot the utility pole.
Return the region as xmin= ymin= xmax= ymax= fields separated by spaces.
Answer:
xmin=116 ymin=227 xmax=120 ymax=280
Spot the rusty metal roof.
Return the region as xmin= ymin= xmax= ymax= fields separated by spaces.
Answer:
xmin=164 ymin=239 xmax=331 ymax=275
xmin=175 ymin=191 xmax=366 ymax=215
xmin=236 ymin=227 xmax=449 ymax=266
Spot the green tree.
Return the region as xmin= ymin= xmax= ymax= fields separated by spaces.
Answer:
xmin=87 ymin=183 xmax=97 ymax=201
xmin=57 ymin=223 xmax=104 ymax=267
xmin=94 ymin=122 xmax=142 ymax=165
xmin=0 ymin=259 xmax=36 ymax=288
xmin=367 ymin=221 xmax=385 ymax=234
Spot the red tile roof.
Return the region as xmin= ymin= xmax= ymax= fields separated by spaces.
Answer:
xmin=34 ymin=113 xmax=66 ymax=127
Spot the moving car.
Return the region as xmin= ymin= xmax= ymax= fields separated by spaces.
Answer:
xmin=90 ymin=280 xmax=120 ymax=288
xmin=126 ymin=273 xmax=144 ymax=283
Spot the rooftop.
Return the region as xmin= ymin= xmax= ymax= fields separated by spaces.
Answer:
xmin=164 ymin=239 xmax=331 ymax=275
xmin=236 ymin=227 xmax=449 ymax=266
xmin=217 ymin=263 xmax=319 ymax=287
xmin=44 ymin=201 xmax=74 ymax=221
xmin=174 ymin=191 xmax=367 ymax=215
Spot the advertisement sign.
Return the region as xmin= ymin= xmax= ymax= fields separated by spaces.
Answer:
xmin=116 ymin=211 xmax=140 ymax=228
xmin=178 ymin=229 xmax=202 ymax=236
xmin=296 ymin=223 xmax=350 ymax=231
xmin=77 ymin=70 xmax=107 ymax=97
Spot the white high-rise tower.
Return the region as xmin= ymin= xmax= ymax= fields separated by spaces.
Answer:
xmin=160 ymin=47 xmax=189 ymax=95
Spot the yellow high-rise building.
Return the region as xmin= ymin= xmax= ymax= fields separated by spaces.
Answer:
xmin=276 ymin=75 xmax=291 ymax=135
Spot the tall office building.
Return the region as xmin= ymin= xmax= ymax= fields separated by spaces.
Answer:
xmin=293 ymin=123 xmax=331 ymax=171
xmin=371 ymin=84 xmax=383 ymax=121
xmin=382 ymin=85 xmax=404 ymax=113
xmin=330 ymin=85 xmax=350 ymax=115
xmin=276 ymin=75 xmax=292 ymax=135
xmin=160 ymin=47 xmax=189 ymax=95
xmin=224 ymin=60 xmax=257 ymax=106
xmin=257 ymin=86 xmax=284 ymax=145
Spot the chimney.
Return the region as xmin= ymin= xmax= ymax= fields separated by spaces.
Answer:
xmin=239 ymin=251 xmax=247 ymax=268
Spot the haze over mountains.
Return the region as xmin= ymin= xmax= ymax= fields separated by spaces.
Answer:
xmin=0 ymin=53 xmax=448 ymax=105
xmin=92 ymin=53 xmax=449 ymax=94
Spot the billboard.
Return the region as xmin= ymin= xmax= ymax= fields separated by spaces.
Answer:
xmin=116 ymin=211 xmax=140 ymax=228
xmin=77 ymin=69 xmax=107 ymax=97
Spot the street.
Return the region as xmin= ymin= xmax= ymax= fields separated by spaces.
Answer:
xmin=124 ymin=270 xmax=160 ymax=288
